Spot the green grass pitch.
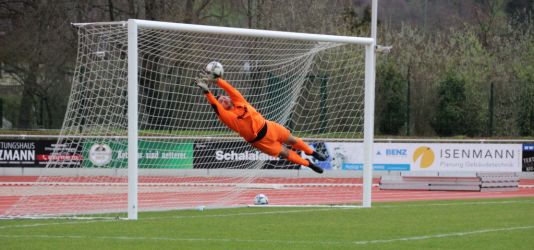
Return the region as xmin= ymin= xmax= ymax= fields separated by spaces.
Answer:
xmin=1 ymin=197 xmax=533 ymax=249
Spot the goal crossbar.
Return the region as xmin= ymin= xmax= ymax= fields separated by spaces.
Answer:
xmin=73 ymin=20 xmax=375 ymax=45
xmin=132 ymin=19 xmax=375 ymax=45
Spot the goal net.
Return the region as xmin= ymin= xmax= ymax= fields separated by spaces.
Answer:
xmin=1 ymin=20 xmax=374 ymax=219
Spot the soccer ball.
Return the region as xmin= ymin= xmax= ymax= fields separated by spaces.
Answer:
xmin=253 ymin=194 xmax=269 ymax=205
xmin=205 ymin=61 xmax=224 ymax=78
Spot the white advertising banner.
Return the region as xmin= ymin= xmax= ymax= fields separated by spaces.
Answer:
xmin=409 ymin=143 xmax=522 ymax=172
xmin=303 ymin=142 xmax=522 ymax=172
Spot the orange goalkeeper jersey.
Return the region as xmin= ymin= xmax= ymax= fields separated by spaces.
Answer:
xmin=205 ymin=78 xmax=266 ymax=142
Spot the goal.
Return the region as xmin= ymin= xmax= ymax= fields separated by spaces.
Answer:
xmin=2 ymin=20 xmax=375 ymax=219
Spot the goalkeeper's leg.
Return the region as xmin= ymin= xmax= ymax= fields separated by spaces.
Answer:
xmin=252 ymin=143 xmax=323 ymax=174
xmin=281 ymin=148 xmax=323 ymax=174
xmin=286 ymin=135 xmax=327 ymax=161
xmin=264 ymin=121 xmax=326 ymax=161
xmin=250 ymin=122 xmax=323 ymax=173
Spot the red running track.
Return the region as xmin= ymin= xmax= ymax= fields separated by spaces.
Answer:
xmin=1 ymin=177 xmax=533 ymax=217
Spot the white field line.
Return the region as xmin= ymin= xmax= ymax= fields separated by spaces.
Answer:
xmin=0 ymin=208 xmax=338 ymax=230
xmin=1 ymin=199 xmax=533 ymax=230
xmin=3 ymin=181 xmax=533 ymax=188
xmin=351 ymin=225 xmax=534 ymax=245
xmin=0 ymin=225 xmax=533 ymax=246
xmin=0 ymin=182 xmax=373 ymax=188
xmin=140 ymin=199 xmax=534 ymax=221
xmin=0 ymin=219 xmax=112 ymax=230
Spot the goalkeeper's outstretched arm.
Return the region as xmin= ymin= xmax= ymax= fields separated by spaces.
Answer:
xmin=200 ymin=62 xmax=246 ymax=104
xmin=215 ymin=78 xmax=246 ymax=104
xmin=195 ymin=77 xmax=237 ymax=127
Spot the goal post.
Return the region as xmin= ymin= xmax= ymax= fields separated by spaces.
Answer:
xmin=365 ymin=0 xmax=379 ymax=208
xmin=127 ymin=19 xmax=139 ymax=220
xmin=1 ymin=19 xmax=375 ymax=220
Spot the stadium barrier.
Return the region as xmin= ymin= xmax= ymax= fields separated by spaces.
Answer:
xmin=379 ymin=172 xmax=519 ymax=191
xmin=479 ymin=172 xmax=520 ymax=192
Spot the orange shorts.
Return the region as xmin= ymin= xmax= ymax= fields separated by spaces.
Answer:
xmin=251 ymin=121 xmax=290 ymax=157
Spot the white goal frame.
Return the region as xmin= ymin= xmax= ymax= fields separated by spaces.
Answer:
xmin=126 ymin=19 xmax=376 ymax=220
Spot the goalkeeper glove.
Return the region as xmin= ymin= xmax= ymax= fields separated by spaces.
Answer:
xmin=194 ymin=78 xmax=210 ymax=94
xmin=200 ymin=72 xmax=219 ymax=83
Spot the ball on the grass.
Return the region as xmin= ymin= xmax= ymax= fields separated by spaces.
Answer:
xmin=254 ymin=194 xmax=269 ymax=205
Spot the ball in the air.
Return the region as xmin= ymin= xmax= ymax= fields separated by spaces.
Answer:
xmin=205 ymin=61 xmax=224 ymax=78
xmin=253 ymin=194 xmax=269 ymax=205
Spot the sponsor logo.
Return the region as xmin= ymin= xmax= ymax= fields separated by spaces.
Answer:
xmin=440 ymin=148 xmax=515 ymax=159
xmin=0 ymin=149 xmax=35 ymax=161
xmin=0 ymin=141 xmax=36 ymax=162
xmin=0 ymin=141 xmax=35 ymax=150
xmin=385 ymin=148 xmax=408 ymax=156
xmin=523 ymin=144 xmax=534 ymax=172
xmin=88 ymin=144 xmax=112 ymax=166
xmin=37 ymin=154 xmax=83 ymax=161
xmin=413 ymin=146 xmax=435 ymax=169
xmin=215 ymin=150 xmax=278 ymax=161
xmin=115 ymin=151 xmax=188 ymax=160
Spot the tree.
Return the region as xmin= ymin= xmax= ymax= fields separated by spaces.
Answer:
xmin=515 ymin=39 xmax=534 ymax=136
xmin=340 ymin=4 xmax=372 ymax=35
xmin=0 ymin=1 xmax=77 ymax=128
xmin=472 ymin=0 xmax=506 ymax=48
xmin=506 ymin=0 xmax=534 ymax=26
xmin=518 ymin=79 xmax=534 ymax=136
xmin=432 ymin=71 xmax=468 ymax=136
xmin=376 ymin=61 xmax=407 ymax=135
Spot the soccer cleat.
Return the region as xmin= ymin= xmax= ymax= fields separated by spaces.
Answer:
xmin=312 ymin=151 xmax=327 ymax=161
xmin=307 ymin=160 xmax=323 ymax=174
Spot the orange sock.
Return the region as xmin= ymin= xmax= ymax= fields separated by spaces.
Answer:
xmin=292 ymin=138 xmax=314 ymax=155
xmin=286 ymin=150 xmax=309 ymax=166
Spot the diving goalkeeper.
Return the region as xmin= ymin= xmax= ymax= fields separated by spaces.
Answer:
xmin=195 ymin=61 xmax=326 ymax=174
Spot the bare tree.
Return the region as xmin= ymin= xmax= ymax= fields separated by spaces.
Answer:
xmin=0 ymin=1 xmax=78 ymax=128
xmin=472 ymin=0 xmax=506 ymax=48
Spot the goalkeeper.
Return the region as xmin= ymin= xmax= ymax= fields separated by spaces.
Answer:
xmin=195 ymin=62 xmax=326 ymax=174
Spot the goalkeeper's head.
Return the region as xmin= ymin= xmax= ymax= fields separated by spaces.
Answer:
xmin=217 ymin=95 xmax=234 ymax=110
